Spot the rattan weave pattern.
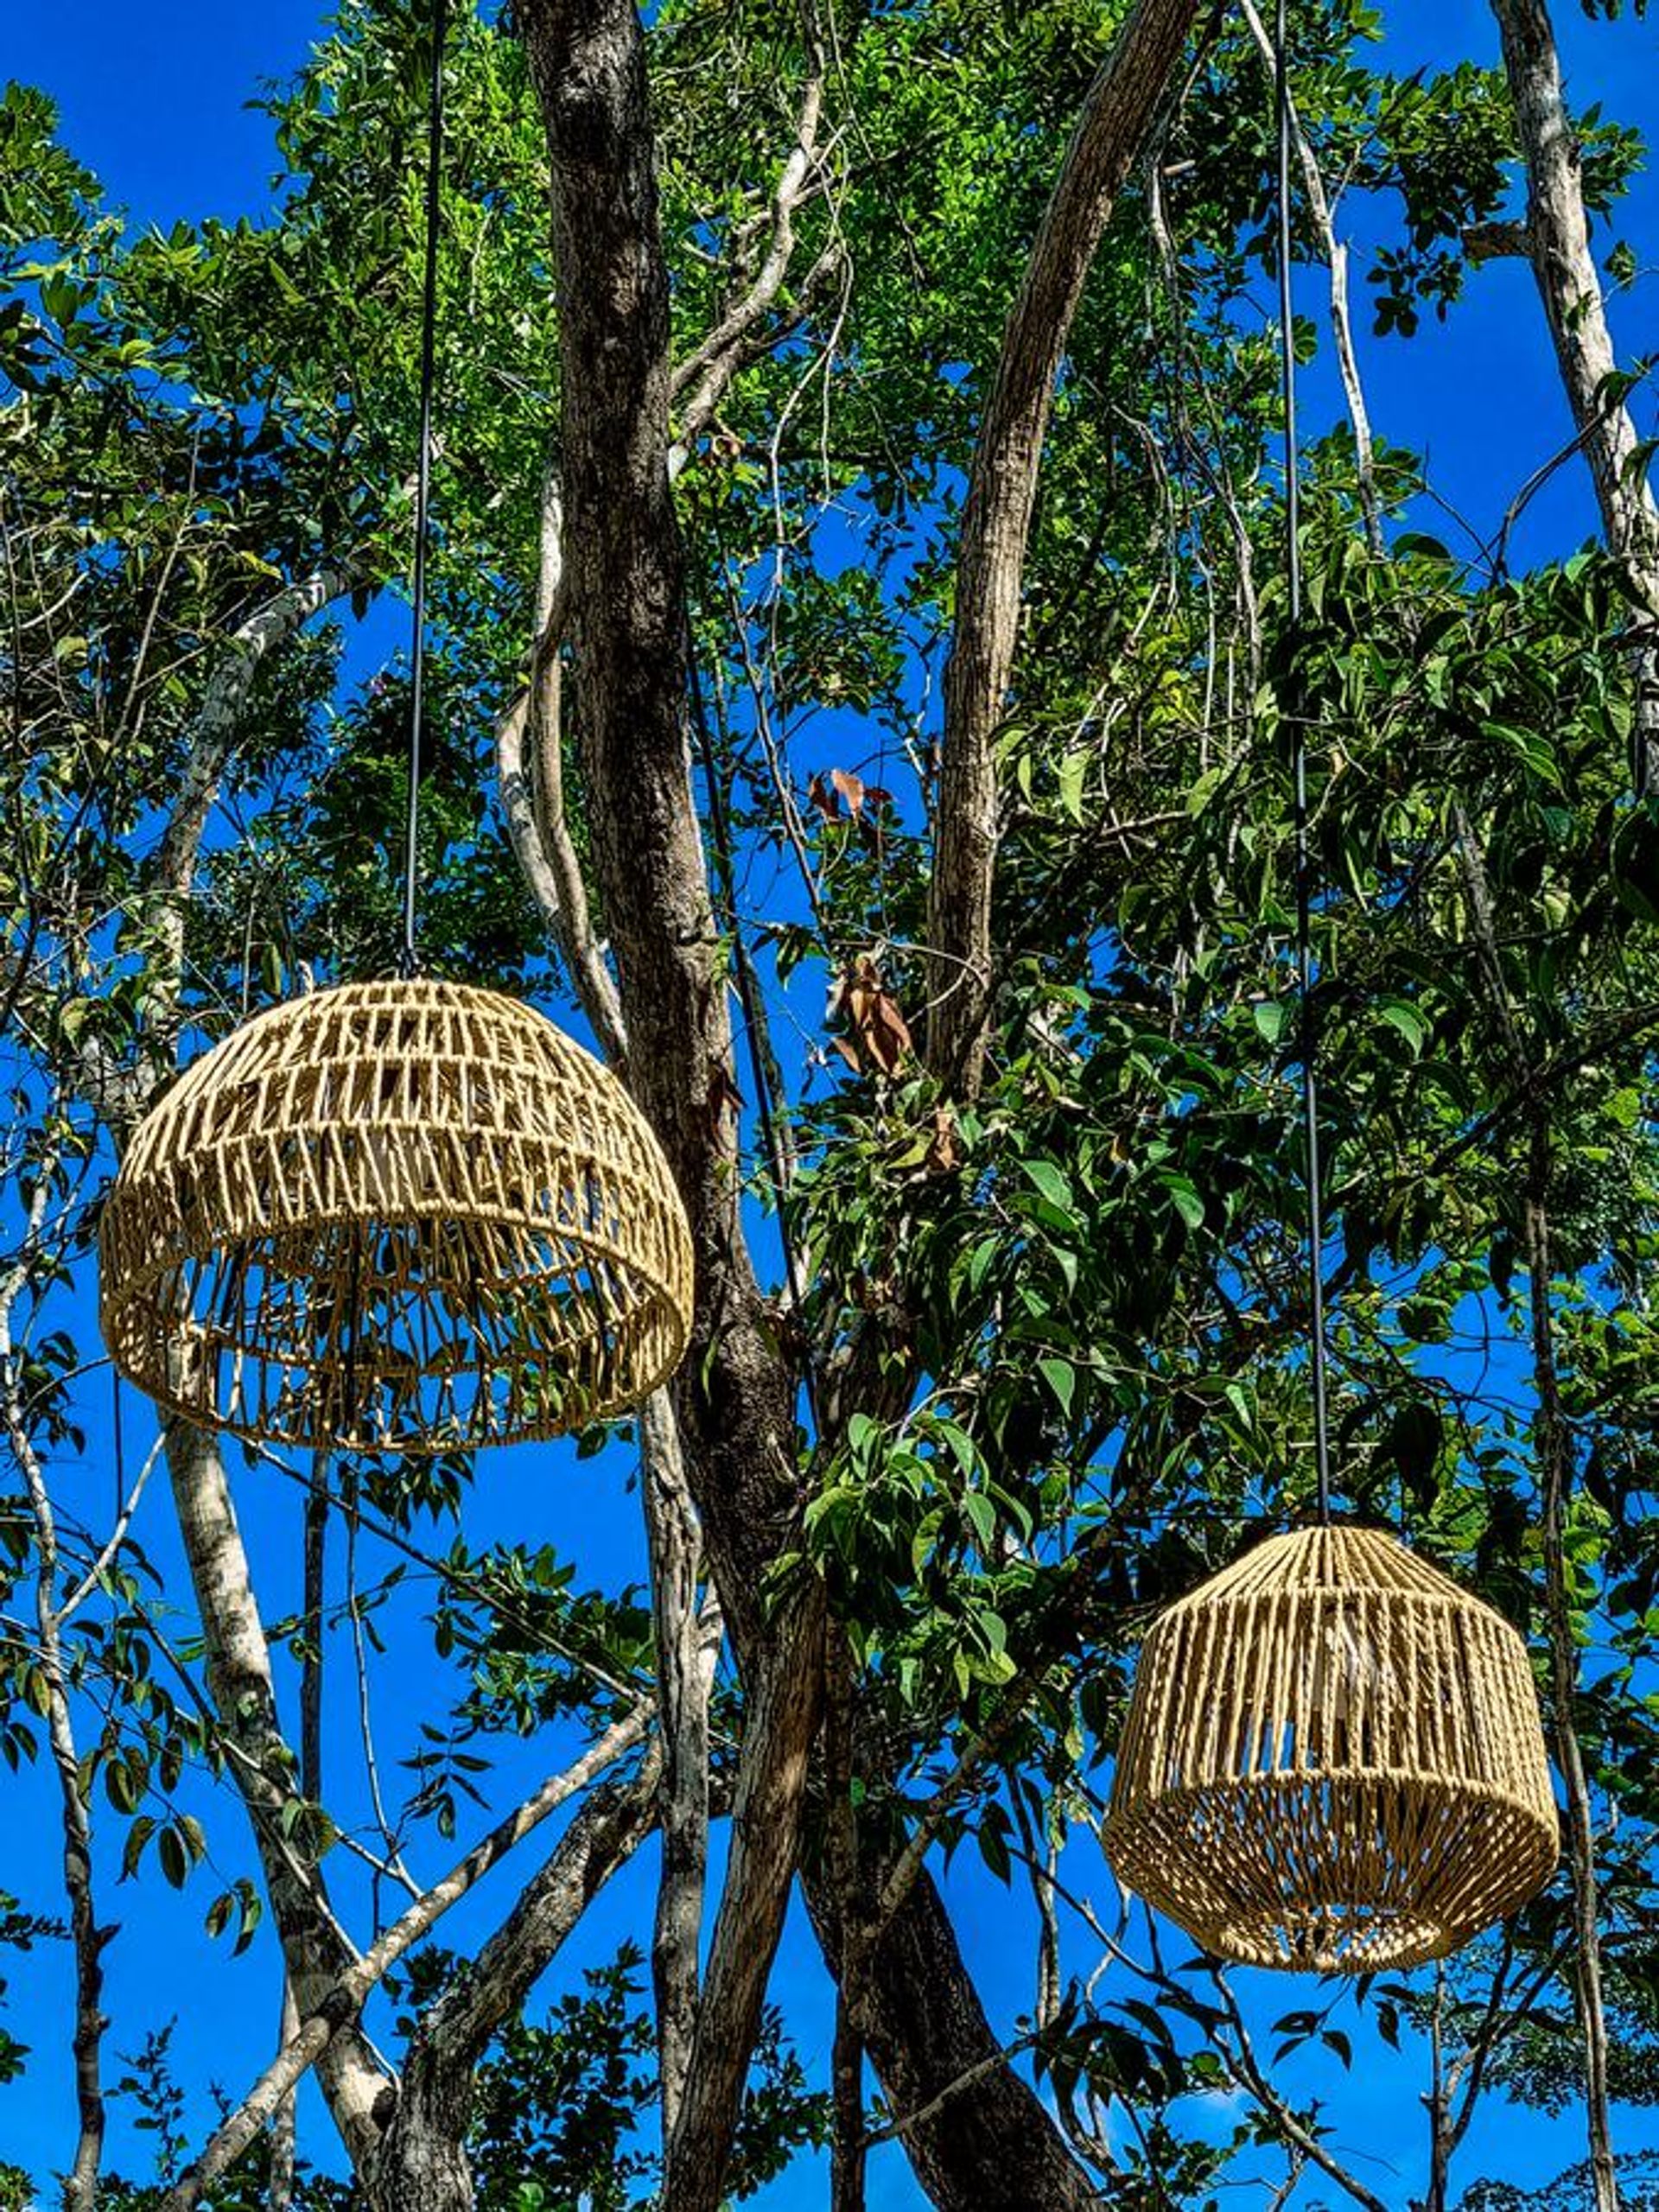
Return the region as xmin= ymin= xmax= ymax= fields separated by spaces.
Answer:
xmin=1103 ymin=1525 xmax=1557 ymax=1972
xmin=99 ymin=979 xmax=694 ymax=1452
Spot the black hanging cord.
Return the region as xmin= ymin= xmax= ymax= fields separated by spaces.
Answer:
xmin=400 ymin=0 xmax=449 ymax=979
xmin=1274 ymin=0 xmax=1333 ymax=1524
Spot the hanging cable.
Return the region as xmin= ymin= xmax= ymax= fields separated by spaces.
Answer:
xmin=1274 ymin=0 xmax=1333 ymax=1523
xmin=399 ymin=0 xmax=448 ymax=978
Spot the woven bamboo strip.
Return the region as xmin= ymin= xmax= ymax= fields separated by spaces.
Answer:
xmin=99 ymin=979 xmax=694 ymax=1452
xmin=1103 ymin=1526 xmax=1557 ymax=1972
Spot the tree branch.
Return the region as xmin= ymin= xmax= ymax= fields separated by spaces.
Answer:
xmin=669 ymin=42 xmax=830 ymax=467
xmin=1488 ymin=0 xmax=1659 ymax=782
xmin=925 ymin=0 xmax=1199 ymax=1093
xmin=641 ymin=1389 xmax=715 ymax=2141
xmin=163 ymin=1423 xmax=390 ymax=2173
xmin=2 ymin=1160 xmax=110 ymax=2212
xmin=149 ymin=562 xmax=361 ymax=1001
xmin=371 ymin=1746 xmax=664 ymax=2212
xmin=160 ymin=1706 xmax=653 ymax=2212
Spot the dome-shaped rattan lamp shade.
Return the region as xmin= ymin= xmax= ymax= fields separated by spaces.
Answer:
xmin=1103 ymin=1525 xmax=1557 ymax=1974
xmin=99 ymin=980 xmax=694 ymax=1454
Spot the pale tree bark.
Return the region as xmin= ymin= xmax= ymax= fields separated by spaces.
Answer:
xmin=116 ymin=501 xmax=716 ymax=2209
xmin=926 ymin=0 xmax=1200 ymax=1094
xmin=369 ymin=1749 xmax=664 ymax=2212
xmin=1488 ymin=0 xmax=1659 ymax=780
xmin=494 ymin=464 xmax=631 ymax=1066
xmin=270 ymin=1985 xmax=299 ymax=2212
xmin=3 ymin=1163 xmax=109 ymax=2212
xmin=125 ymin=596 xmax=393 ymax=2172
xmin=29 ymin=547 xmax=397 ymax=2188
xmin=1236 ymin=0 xmax=1382 ymax=551
xmin=164 ymin=1423 xmax=390 ymax=2172
xmin=640 ymin=1389 xmax=712 ymax=2141
xmin=160 ymin=1706 xmax=653 ymax=2212
xmin=149 ymin=563 xmax=362 ymax=1002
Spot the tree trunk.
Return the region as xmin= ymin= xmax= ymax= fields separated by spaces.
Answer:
xmin=663 ymin=1594 xmax=825 ymax=2212
xmin=517 ymin=10 xmax=821 ymax=2203
xmin=512 ymin=4 xmax=1160 ymax=2207
xmin=1488 ymin=0 xmax=1659 ymax=783
xmin=806 ymin=1849 xmax=1100 ymax=2212
xmin=165 ymin=1424 xmax=389 ymax=2171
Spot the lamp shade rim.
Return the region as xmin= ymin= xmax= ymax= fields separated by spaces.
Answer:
xmin=1105 ymin=1769 xmax=1560 ymax=1972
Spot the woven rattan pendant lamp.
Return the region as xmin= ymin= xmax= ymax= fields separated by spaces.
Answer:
xmin=1103 ymin=1526 xmax=1557 ymax=1971
xmin=99 ymin=1 xmax=693 ymax=1455
xmin=1101 ymin=0 xmax=1555 ymax=1971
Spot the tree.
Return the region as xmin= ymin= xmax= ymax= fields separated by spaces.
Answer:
xmin=3 ymin=2 xmax=1659 ymax=2208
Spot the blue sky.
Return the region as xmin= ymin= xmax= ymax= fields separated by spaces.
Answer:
xmin=4 ymin=0 xmax=1659 ymax=2204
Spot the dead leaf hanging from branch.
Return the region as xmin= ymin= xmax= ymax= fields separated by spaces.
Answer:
xmin=828 ymin=955 xmax=913 ymax=1077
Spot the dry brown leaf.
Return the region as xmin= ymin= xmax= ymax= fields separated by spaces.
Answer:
xmin=707 ymin=1065 xmax=745 ymax=1133
xmin=826 ymin=955 xmax=915 ymax=1077
xmin=830 ymin=766 xmax=866 ymax=817
xmin=924 ymin=1103 xmax=961 ymax=1175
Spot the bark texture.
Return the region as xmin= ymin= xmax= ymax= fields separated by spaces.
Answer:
xmin=513 ymin=2 xmax=1192 ymax=2205
xmin=926 ymin=0 xmax=1200 ymax=1092
xmin=518 ymin=0 xmax=797 ymax=1642
xmin=518 ymin=10 xmax=822 ymax=2205
xmin=165 ymin=1424 xmax=390 ymax=2171
xmin=808 ymin=1850 xmax=1101 ymax=2212
xmin=640 ymin=1389 xmax=711 ymax=2141
xmin=1489 ymin=0 xmax=1659 ymax=778
xmin=371 ymin=1754 xmax=662 ymax=2212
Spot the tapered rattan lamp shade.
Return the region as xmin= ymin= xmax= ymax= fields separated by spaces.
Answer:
xmin=1103 ymin=1525 xmax=1557 ymax=1973
xmin=99 ymin=979 xmax=693 ymax=1453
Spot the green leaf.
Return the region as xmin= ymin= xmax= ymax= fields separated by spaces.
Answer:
xmin=1378 ymin=999 xmax=1428 ymax=1054
xmin=1038 ymin=1357 xmax=1076 ymax=1419
xmin=963 ymin=1489 xmax=997 ymax=1551
xmin=976 ymin=1815 xmax=1012 ymax=1885
xmin=1056 ymin=747 xmax=1088 ymax=825
xmin=1165 ymin=1175 xmax=1205 ymax=1231
xmin=158 ymin=1825 xmax=188 ymax=1891
xmin=1020 ymin=1159 xmax=1072 ymax=1211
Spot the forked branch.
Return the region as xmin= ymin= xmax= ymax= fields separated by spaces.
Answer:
xmin=926 ymin=0 xmax=1200 ymax=1094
